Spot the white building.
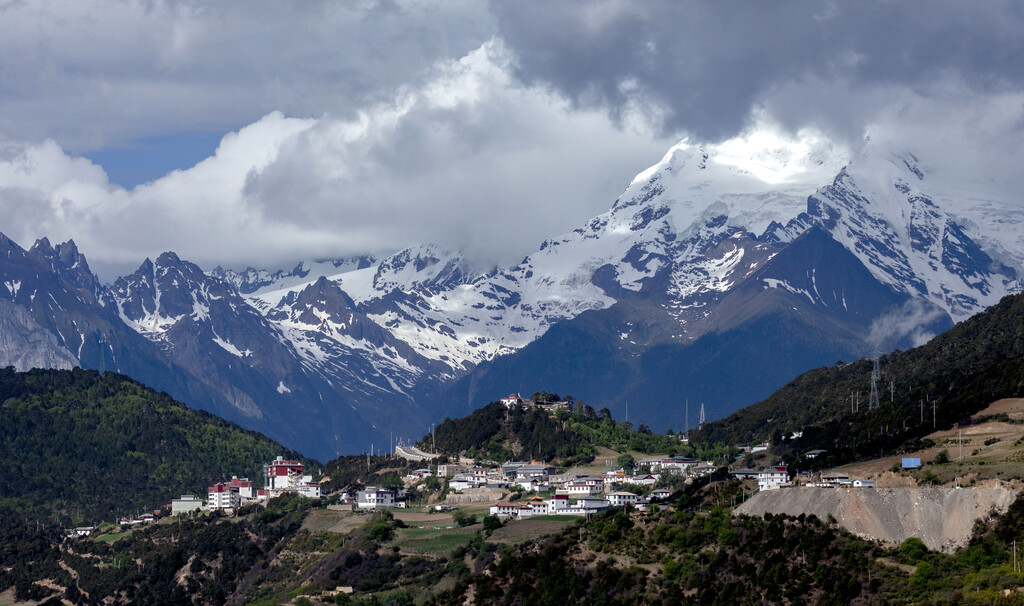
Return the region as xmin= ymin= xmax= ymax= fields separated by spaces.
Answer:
xmin=558 ymin=477 xmax=604 ymax=496
xmin=227 ymin=476 xmax=254 ymax=500
xmin=758 ymin=466 xmax=789 ymax=491
xmin=547 ymin=494 xmax=571 ymax=511
xmin=606 ymin=492 xmax=641 ymax=507
xmin=570 ymin=497 xmax=611 ymax=514
xmin=171 ymin=495 xmax=204 ymax=515
xmin=449 ymin=476 xmax=483 ymax=491
xmin=489 ymin=502 xmax=520 ymax=518
xmin=650 ymin=488 xmax=672 ymax=501
xmin=208 ymin=483 xmax=241 ymax=510
xmin=626 ymin=474 xmax=660 ymax=487
xmin=262 ymin=457 xmax=320 ymax=499
xmin=356 ymin=486 xmax=395 ymax=509
xmin=500 ymin=393 xmax=525 ymax=408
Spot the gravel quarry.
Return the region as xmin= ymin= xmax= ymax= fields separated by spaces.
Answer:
xmin=735 ymin=482 xmax=1017 ymax=552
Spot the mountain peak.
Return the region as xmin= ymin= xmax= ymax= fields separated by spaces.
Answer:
xmin=155 ymin=251 xmax=184 ymax=267
xmin=372 ymin=244 xmax=467 ymax=292
xmin=30 ymin=237 xmax=54 ymax=255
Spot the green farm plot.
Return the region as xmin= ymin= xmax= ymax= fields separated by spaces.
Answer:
xmin=396 ymin=525 xmax=479 ymax=554
xmin=486 ymin=517 xmax=578 ymax=545
xmin=94 ymin=530 xmax=133 ymax=543
xmin=301 ymin=508 xmax=365 ymax=534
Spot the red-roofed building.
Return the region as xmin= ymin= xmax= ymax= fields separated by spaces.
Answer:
xmin=208 ymin=482 xmax=240 ymax=510
xmin=227 ymin=476 xmax=254 ymax=500
xmin=261 ymin=456 xmax=320 ymax=499
xmin=264 ymin=456 xmax=305 ymax=489
xmin=500 ymin=393 xmax=525 ymax=408
xmin=489 ymin=502 xmax=520 ymax=518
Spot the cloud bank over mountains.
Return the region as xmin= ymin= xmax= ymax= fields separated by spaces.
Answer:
xmin=0 ymin=1 xmax=1022 ymax=278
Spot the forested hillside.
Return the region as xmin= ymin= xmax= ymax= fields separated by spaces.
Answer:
xmin=422 ymin=399 xmax=729 ymax=465
xmin=0 ymin=367 xmax=312 ymax=524
xmin=695 ymin=292 xmax=1024 ymax=464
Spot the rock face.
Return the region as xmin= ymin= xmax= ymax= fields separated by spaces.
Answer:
xmin=735 ymin=484 xmax=1018 ymax=552
xmin=0 ymin=298 xmax=78 ymax=370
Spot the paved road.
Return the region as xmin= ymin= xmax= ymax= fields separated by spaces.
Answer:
xmin=394 ymin=445 xmax=437 ymax=461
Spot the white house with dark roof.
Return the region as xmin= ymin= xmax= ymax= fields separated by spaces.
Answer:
xmin=559 ymin=477 xmax=605 ymax=496
xmin=650 ymin=488 xmax=672 ymax=501
xmin=758 ymin=466 xmax=789 ymax=491
xmin=356 ymin=487 xmax=395 ymax=509
xmin=606 ymin=491 xmax=641 ymax=507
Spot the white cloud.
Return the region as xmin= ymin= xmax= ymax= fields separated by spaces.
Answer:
xmin=0 ymin=40 xmax=674 ymax=277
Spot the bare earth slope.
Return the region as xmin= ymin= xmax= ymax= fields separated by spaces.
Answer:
xmin=735 ymin=483 xmax=1016 ymax=552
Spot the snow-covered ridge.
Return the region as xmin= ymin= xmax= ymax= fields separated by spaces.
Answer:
xmin=199 ymin=133 xmax=1019 ymax=394
xmin=226 ymin=132 xmax=855 ymax=371
xmin=798 ymin=148 xmax=1018 ymax=320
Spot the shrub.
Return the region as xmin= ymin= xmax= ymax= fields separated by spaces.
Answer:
xmin=452 ymin=510 xmax=477 ymax=527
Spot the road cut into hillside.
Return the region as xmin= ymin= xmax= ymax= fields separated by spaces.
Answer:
xmin=735 ymin=482 xmax=1018 ymax=553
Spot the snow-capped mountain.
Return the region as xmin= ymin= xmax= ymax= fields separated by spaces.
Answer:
xmin=2 ymin=134 xmax=1019 ymax=458
xmin=106 ymin=253 xmax=444 ymax=458
xmin=787 ymin=151 xmax=1018 ymax=320
xmin=238 ymin=136 xmax=1015 ymax=372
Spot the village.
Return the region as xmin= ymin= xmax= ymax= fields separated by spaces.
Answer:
xmin=70 ymin=394 xmax=890 ymax=537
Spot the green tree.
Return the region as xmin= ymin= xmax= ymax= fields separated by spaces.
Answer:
xmin=617 ymin=453 xmax=636 ymax=473
xmin=483 ymin=514 xmax=502 ymax=532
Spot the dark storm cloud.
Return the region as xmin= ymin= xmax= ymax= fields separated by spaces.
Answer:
xmin=492 ymin=1 xmax=1024 ymax=140
xmin=0 ymin=0 xmax=493 ymax=152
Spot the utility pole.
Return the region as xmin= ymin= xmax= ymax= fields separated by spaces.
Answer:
xmin=685 ymin=399 xmax=689 ymax=435
xmin=959 ymin=428 xmax=963 ymax=461
xmin=932 ymin=397 xmax=936 ymax=428
xmin=869 ymin=354 xmax=881 ymax=410
xmin=890 ymin=381 xmax=894 ymax=403
xmin=920 ymin=399 xmax=924 ymax=424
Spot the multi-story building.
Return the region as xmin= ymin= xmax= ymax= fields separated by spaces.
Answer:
xmin=356 ymin=486 xmax=395 ymax=509
xmin=262 ymin=456 xmax=320 ymax=499
xmin=559 ymin=477 xmax=604 ymax=496
xmin=606 ymin=491 xmax=641 ymax=507
xmin=208 ymin=483 xmax=241 ymax=510
xmin=227 ymin=476 xmax=254 ymax=500
xmin=758 ymin=466 xmax=789 ymax=491
xmin=264 ymin=456 xmax=307 ymax=489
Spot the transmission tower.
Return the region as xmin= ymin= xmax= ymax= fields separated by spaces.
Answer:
xmin=698 ymin=403 xmax=706 ymax=428
xmin=868 ymin=353 xmax=881 ymax=410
